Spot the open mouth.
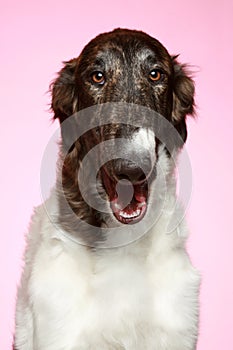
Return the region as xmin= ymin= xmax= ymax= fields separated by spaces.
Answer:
xmin=101 ymin=167 xmax=148 ymax=224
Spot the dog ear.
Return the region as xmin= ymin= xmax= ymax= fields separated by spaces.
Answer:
xmin=172 ymin=57 xmax=195 ymax=143
xmin=51 ymin=59 xmax=78 ymax=123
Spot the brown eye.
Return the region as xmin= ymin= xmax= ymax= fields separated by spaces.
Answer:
xmin=91 ymin=71 xmax=105 ymax=85
xmin=149 ymin=69 xmax=162 ymax=82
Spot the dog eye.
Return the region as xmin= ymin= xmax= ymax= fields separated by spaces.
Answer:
xmin=91 ymin=71 xmax=105 ymax=85
xmin=149 ymin=69 xmax=162 ymax=82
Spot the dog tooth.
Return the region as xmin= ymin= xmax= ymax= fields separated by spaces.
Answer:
xmin=138 ymin=202 xmax=146 ymax=208
xmin=119 ymin=209 xmax=141 ymax=219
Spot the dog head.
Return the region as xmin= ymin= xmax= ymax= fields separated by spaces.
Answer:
xmin=51 ymin=29 xmax=195 ymax=234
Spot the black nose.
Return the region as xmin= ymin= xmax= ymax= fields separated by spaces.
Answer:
xmin=111 ymin=159 xmax=150 ymax=184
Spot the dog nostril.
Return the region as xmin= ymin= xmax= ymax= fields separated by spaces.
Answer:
xmin=108 ymin=159 xmax=151 ymax=185
xmin=116 ymin=174 xmax=131 ymax=181
xmin=138 ymin=173 xmax=147 ymax=182
xmin=115 ymin=167 xmax=147 ymax=184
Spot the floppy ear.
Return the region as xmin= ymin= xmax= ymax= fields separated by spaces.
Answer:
xmin=51 ymin=59 xmax=78 ymax=123
xmin=172 ymin=58 xmax=195 ymax=143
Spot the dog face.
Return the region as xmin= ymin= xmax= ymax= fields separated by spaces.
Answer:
xmin=71 ymin=30 xmax=173 ymax=116
xmin=51 ymin=29 xmax=195 ymax=233
xmin=52 ymin=29 xmax=194 ymax=129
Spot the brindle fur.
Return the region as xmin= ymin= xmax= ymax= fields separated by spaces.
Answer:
xmin=51 ymin=28 xmax=195 ymax=246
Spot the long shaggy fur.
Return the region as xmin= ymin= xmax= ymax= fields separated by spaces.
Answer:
xmin=14 ymin=29 xmax=200 ymax=350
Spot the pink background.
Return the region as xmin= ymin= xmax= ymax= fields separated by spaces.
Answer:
xmin=1 ymin=0 xmax=233 ymax=348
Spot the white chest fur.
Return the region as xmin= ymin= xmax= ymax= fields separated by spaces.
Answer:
xmin=22 ymin=226 xmax=199 ymax=350
xmin=29 ymin=240 xmax=154 ymax=349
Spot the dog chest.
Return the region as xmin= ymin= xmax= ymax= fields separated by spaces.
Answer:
xmin=29 ymin=241 xmax=156 ymax=349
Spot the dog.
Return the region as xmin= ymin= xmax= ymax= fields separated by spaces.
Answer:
xmin=14 ymin=28 xmax=200 ymax=349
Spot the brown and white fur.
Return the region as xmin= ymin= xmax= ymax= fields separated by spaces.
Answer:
xmin=14 ymin=29 xmax=200 ymax=350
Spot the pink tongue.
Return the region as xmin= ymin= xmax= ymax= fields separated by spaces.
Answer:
xmin=110 ymin=180 xmax=147 ymax=213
